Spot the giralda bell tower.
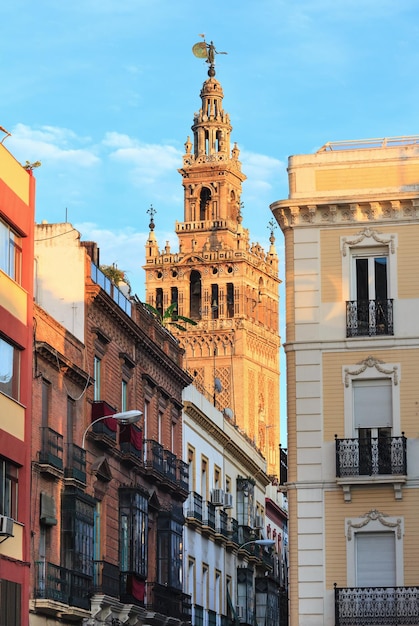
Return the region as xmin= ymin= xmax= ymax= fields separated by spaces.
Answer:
xmin=144 ymin=42 xmax=281 ymax=475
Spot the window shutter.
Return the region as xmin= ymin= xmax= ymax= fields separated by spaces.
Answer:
xmin=353 ymin=379 xmax=392 ymax=428
xmin=356 ymin=532 xmax=396 ymax=586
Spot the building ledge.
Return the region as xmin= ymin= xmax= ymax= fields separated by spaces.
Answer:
xmin=336 ymin=475 xmax=407 ymax=502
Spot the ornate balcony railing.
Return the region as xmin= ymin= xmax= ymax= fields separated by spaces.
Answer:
xmin=163 ymin=449 xmax=177 ymax=483
xmin=336 ymin=435 xmax=407 ymax=477
xmin=346 ymin=299 xmax=394 ymax=337
xmin=335 ymin=585 xmax=419 ymax=625
xmin=39 ymin=427 xmax=63 ymax=470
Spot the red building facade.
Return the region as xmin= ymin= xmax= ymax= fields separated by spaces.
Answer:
xmin=30 ymin=226 xmax=192 ymax=625
xmin=0 ymin=148 xmax=35 ymax=625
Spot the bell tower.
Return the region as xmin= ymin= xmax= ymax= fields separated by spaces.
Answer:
xmin=144 ymin=48 xmax=281 ymax=475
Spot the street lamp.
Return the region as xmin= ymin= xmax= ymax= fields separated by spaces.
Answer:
xmin=82 ymin=409 xmax=142 ymax=448
xmin=238 ymin=539 xmax=275 ymax=551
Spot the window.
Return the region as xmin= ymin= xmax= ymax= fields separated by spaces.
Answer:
xmin=61 ymin=490 xmax=96 ymax=577
xmin=0 ymin=579 xmax=21 ymax=625
xmin=121 ymin=380 xmax=127 ymax=412
xmin=42 ymin=379 xmax=50 ymax=426
xmin=188 ymin=446 xmax=195 ymax=492
xmin=171 ymin=287 xmax=178 ymax=319
xmin=356 ymin=532 xmax=395 ymax=586
xmin=157 ymin=511 xmax=183 ymax=589
xmin=0 ymin=337 xmax=20 ymax=401
xmin=354 ymin=378 xmax=392 ymax=474
xmin=346 ymin=510 xmax=403 ymax=587
xmin=0 ymin=458 xmax=18 ymax=518
xmin=226 ymin=283 xmax=234 ymax=318
xmin=201 ymin=456 xmax=208 ymax=501
xmin=93 ymin=356 xmax=101 ymax=401
xmin=342 ymin=229 xmax=397 ymax=337
xmin=211 ymin=284 xmax=219 ymax=319
xmin=190 ymin=271 xmax=202 ymax=319
xmin=156 ymin=287 xmax=163 ymax=316
xmin=0 ymin=218 xmax=22 ymax=283
xmin=119 ymin=488 xmax=148 ymax=578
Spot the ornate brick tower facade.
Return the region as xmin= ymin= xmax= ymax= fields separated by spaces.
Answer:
xmin=144 ymin=59 xmax=281 ymax=475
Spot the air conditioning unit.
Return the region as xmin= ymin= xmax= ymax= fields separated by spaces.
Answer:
xmin=236 ymin=605 xmax=245 ymax=621
xmin=0 ymin=515 xmax=14 ymax=537
xmin=211 ymin=489 xmax=225 ymax=506
xmin=224 ymin=492 xmax=233 ymax=508
xmin=254 ymin=514 xmax=264 ymax=529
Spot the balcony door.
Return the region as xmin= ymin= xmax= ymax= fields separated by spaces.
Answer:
xmin=354 ymin=379 xmax=392 ymax=475
xmin=352 ymin=251 xmax=389 ymax=334
xmin=356 ymin=532 xmax=396 ymax=587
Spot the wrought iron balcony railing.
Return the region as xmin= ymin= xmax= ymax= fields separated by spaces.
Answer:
xmin=143 ymin=439 xmax=164 ymax=473
xmin=346 ymin=299 xmax=394 ymax=337
xmin=177 ymin=459 xmax=189 ymax=492
xmin=34 ymin=561 xmax=91 ymax=610
xmin=145 ymin=582 xmax=185 ymax=620
xmin=336 ymin=435 xmax=407 ymax=477
xmin=335 ymin=585 xmax=419 ymax=625
xmin=39 ymin=427 xmax=63 ymax=470
xmin=186 ymin=491 xmax=203 ymax=521
xmin=92 ymin=560 xmax=119 ymax=598
xmin=64 ymin=443 xmax=86 ymax=483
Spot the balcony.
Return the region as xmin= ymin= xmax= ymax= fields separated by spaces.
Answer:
xmin=146 ymin=582 xmax=187 ymax=620
xmin=90 ymin=401 xmax=118 ymax=447
xmin=186 ymin=491 xmax=203 ymax=524
xmin=39 ymin=427 xmax=63 ymax=475
xmin=335 ymin=435 xmax=407 ymax=501
xmin=335 ymin=585 xmax=419 ymax=626
xmin=280 ymin=447 xmax=288 ymax=485
xmin=346 ymin=299 xmax=394 ymax=337
xmin=92 ymin=560 xmax=119 ymax=598
xmin=143 ymin=439 xmax=164 ymax=474
xmin=64 ymin=443 xmax=86 ymax=484
xmin=177 ymin=459 xmax=189 ymax=493
xmin=120 ymin=424 xmax=143 ymax=467
xmin=34 ymin=561 xmax=91 ymax=611
xmin=202 ymin=501 xmax=216 ymax=534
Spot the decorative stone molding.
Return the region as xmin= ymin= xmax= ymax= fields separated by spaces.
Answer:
xmin=341 ymin=227 xmax=395 ymax=256
xmin=347 ymin=509 xmax=402 ymax=540
xmin=344 ymin=355 xmax=399 ymax=387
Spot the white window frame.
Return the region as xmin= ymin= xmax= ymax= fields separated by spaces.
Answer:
xmin=346 ymin=509 xmax=404 ymax=587
xmin=342 ymin=356 xmax=401 ymax=438
xmin=341 ymin=228 xmax=398 ymax=303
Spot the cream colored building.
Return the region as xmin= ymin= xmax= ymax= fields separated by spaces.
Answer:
xmin=271 ymin=136 xmax=419 ymax=626
xmin=144 ymin=64 xmax=281 ymax=475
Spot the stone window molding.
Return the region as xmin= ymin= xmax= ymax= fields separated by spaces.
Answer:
xmin=346 ymin=509 xmax=404 ymax=587
xmin=342 ymin=355 xmax=401 ymax=438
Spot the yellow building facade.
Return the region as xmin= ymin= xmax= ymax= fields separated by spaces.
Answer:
xmin=144 ymin=65 xmax=281 ymax=475
xmin=271 ymin=136 xmax=419 ymax=625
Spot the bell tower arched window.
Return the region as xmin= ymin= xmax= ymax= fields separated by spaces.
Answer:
xmin=190 ymin=270 xmax=201 ymax=319
xmin=200 ymin=188 xmax=211 ymax=221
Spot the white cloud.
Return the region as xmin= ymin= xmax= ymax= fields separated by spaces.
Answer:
xmin=8 ymin=123 xmax=100 ymax=167
xmin=104 ymin=132 xmax=182 ymax=184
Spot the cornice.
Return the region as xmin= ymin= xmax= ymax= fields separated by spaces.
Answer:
xmin=271 ymin=195 xmax=419 ymax=231
xmin=35 ymin=341 xmax=91 ymax=388
xmin=88 ymin=286 xmax=192 ymax=388
xmin=183 ymin=400 xmax=270 ymax=487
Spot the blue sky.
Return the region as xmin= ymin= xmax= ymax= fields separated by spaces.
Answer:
xmin=3 ymin=0 xmax=419 ymax=442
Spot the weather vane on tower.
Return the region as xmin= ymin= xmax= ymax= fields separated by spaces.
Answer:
xmin=192 ymin=35 xmax=227 ymax=77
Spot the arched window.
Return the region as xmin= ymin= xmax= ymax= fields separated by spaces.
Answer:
xmin=190 ymin=270 xmax=201 ymax=319
xmin=200 ymin=188 xmax=211 ymax=221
